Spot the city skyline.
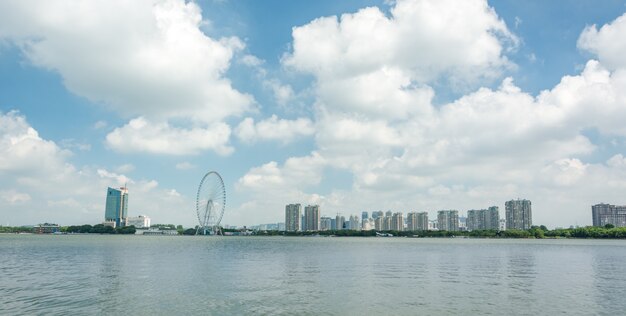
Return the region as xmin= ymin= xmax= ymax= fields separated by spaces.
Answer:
xmin=3 ymin=0 xmax=626 ymax=228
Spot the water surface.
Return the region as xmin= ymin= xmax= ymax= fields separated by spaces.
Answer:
xmin=1 ymin=235 xmax=625 ymax=315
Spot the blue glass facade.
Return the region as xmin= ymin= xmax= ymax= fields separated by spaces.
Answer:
xmin=105 ymin=187 xmax=128 ymax=227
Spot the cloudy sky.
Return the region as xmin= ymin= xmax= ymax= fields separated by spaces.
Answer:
xmin=2 ymin=0 xmax=626 ymax=228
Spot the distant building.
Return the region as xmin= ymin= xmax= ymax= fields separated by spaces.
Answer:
xmin=362 ymin=219 xmax=373 ymax=231
xmin=407 ymin=212 xmax=428 ymax=231
xmin=505 ymin=199 xmax=532 ymax=230
xmin=285 ymin=204 xmax=301 ymax=232
xmin=105 ymin=186 xmax=128 ymax=227
xmin=385 ymin=210 xmax=393 ymax=218
xmin=499 ymin=219 xmax=506 ymax=231
xmin=466 ymin=207 xmax=500 ymax=231
xmin=437 ymin=210 xmax=459 ymax=231
xmin=304 ymin=205 xmax=320 ymax=231
xmin=383 ymin=216 xmax=392 ymax=231
xmin=348 ymin=215 xmax=360 ymax=230
xmin=391 ymin=212 xmax=404 ymax=231
xmin=372 ymin=211 xmax=384 ymax=219
xmin=429 ymin=220 xmax=438 ymax=230
xmin=336 ymin=215 xmax=345 ymax=230
xmin=33 ymin=223 xmax=60 ymax=234
xmin=374 ymin=216 xmax=383 ymax=231
xmin=592 ymin=203 xmax=626 ymax=227
xmin=126 ymin=215 xmax=151 ymax=228
xmin=361 ymin=211 xmax=369 ymax=221
xmin=320 ymin=217 xmax=332 ymax=231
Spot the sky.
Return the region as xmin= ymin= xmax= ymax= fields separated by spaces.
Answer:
xmin=2 ymin=0 xmax=626 ymax=228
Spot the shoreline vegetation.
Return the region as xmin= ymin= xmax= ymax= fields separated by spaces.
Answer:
xmin=2 ymin=224 xmax=626 ymax=239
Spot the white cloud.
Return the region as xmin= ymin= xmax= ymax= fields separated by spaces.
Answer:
xmin=116 ymin=164 xmax=135 ymax=173
xmin=0 ymin=111 xmax=195 ymax=225
xmin=284 ymin=0 xmax=517 ymax=87
xmin=106 ymin=117 xmax=233 ymax=155
xmin=0 ymin=190 xmax=31 ymax=205
xmin=578 ymin=12 xmax=626 ymax=70
xmin=0 ymin=0 xmax=255 ymax=155
xmin=93 ymin=121 xmax=108 ymax=130
xmin=175 ymin=162 xmax=196 ymax=170
xmin=235 ymin=115 xmax=315 ymax=144
xmin=234 ymin=5 xmax=626 ymax=228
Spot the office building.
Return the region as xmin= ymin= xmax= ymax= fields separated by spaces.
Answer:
xmin=362 ymin=211 xmax=369 ymax=221
xmin=105 ymin=186 xmax=128 ymax=227
xmin=285 ymin=203 xmax=301 ymax=232
xmin=437 ymin=210 xmax=459 ymax=231
xmin=126 ymin=215 xmax=151 ymax=228
xmin=466 ymin=206 xmax=500 ymax=231
xmin=505 ymin=199 xmax=532 ymax=230
xmin=304 ymin=205 xmax=320 ymax=231
xmin=592 ymin=203 xmax=626 ymax=227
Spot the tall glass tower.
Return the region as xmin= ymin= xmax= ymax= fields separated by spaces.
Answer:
xmin=105 ymin=187 xmax=128 ymax=227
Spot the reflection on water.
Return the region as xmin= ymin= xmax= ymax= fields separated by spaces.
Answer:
xmin=1 ymin=236 xmax=626 ymax=315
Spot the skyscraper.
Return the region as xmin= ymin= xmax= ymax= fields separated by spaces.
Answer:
xmin=406 ymin=212 xmax=428 ymax=231
xmin=304 ymin=205 xmax=320 ymax=231
xmin=320 ymin=217 xmax=332 ymax=231
xmin=505 ymin=199 xmax=532 ymax=230
xmin=372 ymin=211 xmax=384 ymax=219
xmin=437 ymin=210 xmax=459 ymax=231
xmin=361 ymin=211 xmax=369 ymax=221
xmin=285 ymin=204 xmax=301 ymax=232
xmin=592 ymin=203 xmax=626 ymax=227
xmin=391 ymin=212 xmax=404 ymax=231
xmin=417 ymin=212 xmax=429 ymax=231
xmin=105 ymin=187 xmax=128 ymax=227
xmin=466 ymin=206 xmax=500 ymax=231
xmin=336 ymin=215 xmax=345 ymax=230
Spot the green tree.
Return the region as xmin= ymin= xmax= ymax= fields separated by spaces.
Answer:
xmin=604 ymin=223 xmax=615 ymax=229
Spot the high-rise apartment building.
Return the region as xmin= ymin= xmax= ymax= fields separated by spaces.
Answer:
xmin=349 ymin=215 xmax=361 ymax=230
xmin=304 ymin=205 xmax=320 ymax=231
xmin=105 ymin=187 xmax=128 ymax=227
xmin=406 ymin=212 xmax=429 ymax=231
xmin=383 ymin=216 xmax=392 ymax=231
xmin=466 ymin=206 xmax=500 ymax=231
xmin=285 ymin=204 xmax=301 ymax=232
xmin=417 ymin=212 xmax=429 ymax=231
xmin=374 ymin=216 xmax=383 ymax=231
xmin=437 ymin=210 xmax=459 ymax=231
xmin=336 ymin=215 xmax=345 ymax=230
xmin=505 ymin=199 xmax=532 ymax=230
xmin=592 ymin=203 xmax=626 ymax=227
xmin=320 ymin=217 xmax=332 ymax=231
xmin=391 ymin=212 xmax=404 ymax=231
xmin=372 ymin=211 xmax=384 ymax=219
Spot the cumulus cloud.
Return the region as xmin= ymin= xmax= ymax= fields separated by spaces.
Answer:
xmin=106 ymin=117 xmax=233 ymax=155
xmin=578 ymin=12 xmax=626 ymax=70
xmin=0 ymin=0 xmax=255 ymax=155
xmin=235 ymin=115 xmax=315 ymax=144
xmin=235 ymin=3 xmax=626 ymax=227
xmin=0 ymin=111 xmax=195 ymax=225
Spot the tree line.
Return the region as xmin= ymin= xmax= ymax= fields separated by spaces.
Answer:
xmin=253 ymin=225 xmax=626 ymax=239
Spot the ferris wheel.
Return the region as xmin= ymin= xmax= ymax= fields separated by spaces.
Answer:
xmin=196 ymin=171 xmax=226 ymax=235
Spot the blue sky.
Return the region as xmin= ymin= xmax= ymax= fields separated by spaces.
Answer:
xmin=2 ymin=0 xmax=626 ymax=228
